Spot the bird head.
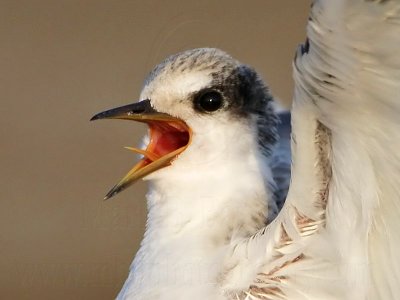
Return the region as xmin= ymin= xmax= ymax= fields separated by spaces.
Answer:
xmin=92 ymin=48 xmax=278 ymax=199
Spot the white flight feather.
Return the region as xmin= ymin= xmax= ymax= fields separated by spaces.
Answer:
xmin=238 ymin=0 xmax=400 ymax=299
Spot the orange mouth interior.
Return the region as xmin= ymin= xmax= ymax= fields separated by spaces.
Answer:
xmin=127 ymin=120 xmax=192 ymax=171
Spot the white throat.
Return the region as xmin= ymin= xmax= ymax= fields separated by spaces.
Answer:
xmin=117 ymin=117 xmax=273 ymax=299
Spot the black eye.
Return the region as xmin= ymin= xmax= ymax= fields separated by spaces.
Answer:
xmin=195 ymin=91 xmax=223 ymax=112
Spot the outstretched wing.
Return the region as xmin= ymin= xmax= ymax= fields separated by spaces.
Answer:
xmin=225 ymin=1 xmax=400 ymax=299
xmin=295 ymin=1 xmax=400 ymax=298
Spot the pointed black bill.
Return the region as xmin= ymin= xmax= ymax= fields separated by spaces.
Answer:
xmin=90 ymin=99 xmax=172 ymax=122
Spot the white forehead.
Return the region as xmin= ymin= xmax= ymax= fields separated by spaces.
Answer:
xmin=140 ymin=70 xmax=212 ymax=102
xmin=140 ymin=71 xmax=212 ymax=119
xmin=137 ymin=48 xmax=239 ymax=117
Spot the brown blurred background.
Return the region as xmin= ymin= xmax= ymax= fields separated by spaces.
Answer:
xmin=0 ymin=1 xmax=309 ymax=299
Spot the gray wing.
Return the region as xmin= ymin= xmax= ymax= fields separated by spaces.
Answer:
xmin=268 ymin=111 xmax=291 ymax=221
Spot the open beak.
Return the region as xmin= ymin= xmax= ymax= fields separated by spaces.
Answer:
xmin=91 ymin=99 xmax=192 ymax=199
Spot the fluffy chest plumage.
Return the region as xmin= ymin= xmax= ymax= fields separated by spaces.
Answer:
xmin=116 ymin=144 xmax=271 ymax=299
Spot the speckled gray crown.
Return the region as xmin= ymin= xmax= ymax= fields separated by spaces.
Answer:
xmin=145 ymin=48 xmax=278 ymax=155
